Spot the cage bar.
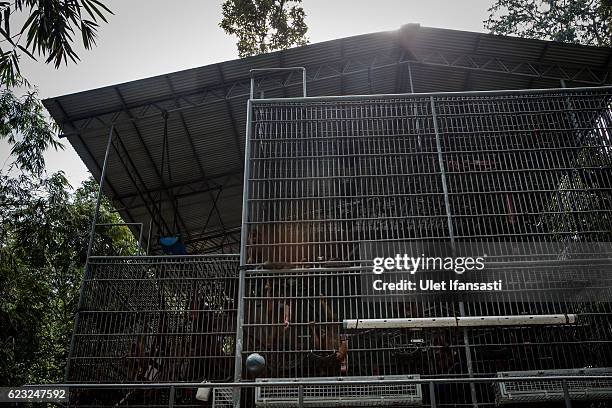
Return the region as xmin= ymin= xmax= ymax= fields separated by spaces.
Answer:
xmin=238 ymin=87 xmax=612 ymax=406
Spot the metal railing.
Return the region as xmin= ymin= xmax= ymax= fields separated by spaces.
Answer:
xmin=25 ymin=374 xmax=612 ymax=407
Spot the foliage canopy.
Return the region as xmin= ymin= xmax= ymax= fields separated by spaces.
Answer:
xmin=220 ymin=0 xmax=308 ymax=58
xmin=485 ymin=0 xmax=612 ymax=46
xmin=0 ymin=0 xmax=113 ymax=87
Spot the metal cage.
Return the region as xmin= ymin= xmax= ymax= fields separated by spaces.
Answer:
xmin=64 ymin=87 xmax=612 ymax=408
xmin=69 ymin=255 xmax=239 ymax=406
xmin=237 ymin=87 xmax=612 ymax=406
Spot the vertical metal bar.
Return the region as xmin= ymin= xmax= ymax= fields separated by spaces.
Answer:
xmin=431 ymin=96 xmax=478 ymax=407
xmin=408 ymin=62 xmax=415 ymax=94
xmin=429 ymin=97 xmax=454 ymax=243
xmin=234 ymin=99 xmax=253 ymax=408
xmin=137 ymin=222 xmax=143 ymax=255
xmin=169 ymin=385 xmax=175 ymax=408
xmin=64 ymin=124 xmax=114 ymax=381
xmin=298 ymin=385 xmax=304 ymax=408
xmin=147 ymin=218 xmax=153 ymax=254
xmin=86 ymin=125 xmax=115 ymax=260
xmin=250 ymin=77 xmax=255 ymax=100
xmin=429 ymin=382 xmax=437 ymax=408
xmin=459 ymin=302 xmax=478 ymax=408
xmin=302 ymin=68 xmax=307 ymax=97
xmin=562 ymin=379 xmax=572 ymax=408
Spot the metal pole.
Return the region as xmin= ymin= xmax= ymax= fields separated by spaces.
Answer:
xmin=137 ymin=222 xmax=143 ymax=255
xmin=64 ymin=124 xmax=114 ymax=381
xmin=251 ymin=85 xmax=612 ymax=104
xmin=147 ymin=218 xmax=153 ymax=254
xmin=408 ymin=62 xmax=415 ymax=94
xmin=460 ymin=302 xmax=478 ymax=408
xmin=302 ymin=68 xmax=307 ymax=97
xmin=430 ymin=96 xmax=454 ymax=243
xmin=431 ymin=96 xmax=477 ymax=407
xmin=298 ymin=385 xmax=304 ymax=408
xmin=429 ymin=382 xmax=437 ymax=408
xmin=169 ymin=385 xmax=175 ymax=408
xmin=233 ymin=99 xmax=254 ymax=408
xmin=23 ymin=375 xmax=612 ymax=388
xmin=86 ymin=125 xmax=115 ymax=260
xmin=562 ymin=380 xmax=573 ymax=408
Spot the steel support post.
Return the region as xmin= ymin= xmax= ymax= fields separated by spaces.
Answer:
xmin=429 ymin=381 xmax=437 ymax=408
xmin=64 ymin=124 xmax=114 ymax=380
xmin=298 ymin=385 xmax=304 ymax=408
xmin=234 ymin=99 xmax=253 ymax=408
xmin=431 ymin=97 xmax=478 ymax=407
xmin=562 ymin=380 xmax=573 ymax=408
xmin=430 ymin=96 xmax=454 ymax=243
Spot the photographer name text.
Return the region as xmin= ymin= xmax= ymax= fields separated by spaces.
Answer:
xmin=372 ymin=279 xmax=503 ymax=292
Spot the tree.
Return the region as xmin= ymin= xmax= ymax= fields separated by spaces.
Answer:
xmin=0 ymin=0 xmax=113 ymax=87
xmin=0 ymin=0 xmax=125 ymax=386
xmin=220 ymin=0 xmax=308 ymax=58
xmin=0 ymin=171 xmax=137 ymax=385
xmin=1 ymin=88 xmax=61 ymax=175
xmin=484 ymin=0 xmax=612 ymax=47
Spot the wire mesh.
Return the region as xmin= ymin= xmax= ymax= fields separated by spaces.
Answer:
xmin=240 ymin=88 xmax=612 ymax=407
xmin=69 ymin=255 xmax=239 ymax=406
xmin=255 ymin=375 xmax=422 ymax=407
xmin=496 ymin=368 xmax=612 ymax=403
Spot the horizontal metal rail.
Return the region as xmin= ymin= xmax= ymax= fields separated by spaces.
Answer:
xmin=22 ymin=375 xmax=612 ymax=408
xmin=250 ymin=84 xmax=612 ymax=104
xmin=23 ymin=375 xmax=612 ymax=388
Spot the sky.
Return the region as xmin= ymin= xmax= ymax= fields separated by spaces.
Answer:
xmin=2 ymin=0 xmax=493 ymax=188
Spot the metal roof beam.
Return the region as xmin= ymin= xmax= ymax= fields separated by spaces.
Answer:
xmin=116 ymin=166 xmax=243 ymax=202
xmin=110 ymin=131 xmax=169 ymax=235
xmin=164 ymin=75 xmax=227 ymax=234
xmin=121 ymin=180 xmax=242 ymax=213
xmin=216 ymin=64 xmax=244 ymax=158
xmin=164 ymin=75 xmax=214 ymax=183
xmin=462 ymin=35 xmax=482 ymax=91
xmin=113 ymin=87 xmax=190 ymax=239
xmin=58 ymin=50 xmax=611 ymax=137
xmin=55 ymin=100 xmax=134 ymax=225
xmin=185 ymin=225 xmax=241 ymax=245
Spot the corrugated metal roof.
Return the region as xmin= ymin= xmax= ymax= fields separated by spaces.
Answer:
xmin=42 ymin=24 xmax=612 ymax=253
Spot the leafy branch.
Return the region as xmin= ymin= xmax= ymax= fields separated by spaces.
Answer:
xmin=484 ymin=0 xmax=611 ymax=46
xmin=0 ymin=0 xmax=113 ymax=87
xmin=220 ymin=0 xmax=308 ymax=58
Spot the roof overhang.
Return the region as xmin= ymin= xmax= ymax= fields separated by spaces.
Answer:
xmin=42 ymin=24 xmax=612 ymax=253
